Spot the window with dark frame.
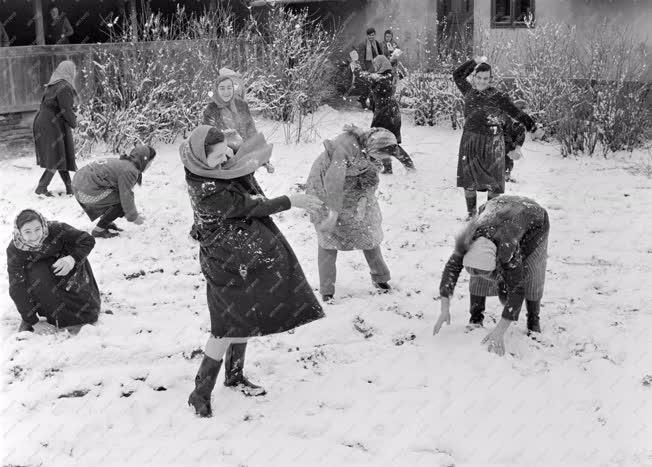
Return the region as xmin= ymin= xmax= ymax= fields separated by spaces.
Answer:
xmin=491 ymin=0 xmax=535 ymax=28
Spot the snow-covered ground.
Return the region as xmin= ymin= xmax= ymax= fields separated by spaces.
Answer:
xmin=1 ymin=106 xmax=651 ymax=467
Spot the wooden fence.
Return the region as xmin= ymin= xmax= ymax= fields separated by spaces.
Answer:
xmin=0 ymin=38 xmax=262 ymax=115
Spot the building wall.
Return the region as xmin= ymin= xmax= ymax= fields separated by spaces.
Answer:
xmin=473 ymin=0 xmax=652 ymax=79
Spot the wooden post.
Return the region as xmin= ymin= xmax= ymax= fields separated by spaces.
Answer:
xmin=129 ymin=0 xmax=138 ymax=42
xmin=33 ymin=0 xmax=45 ymax=45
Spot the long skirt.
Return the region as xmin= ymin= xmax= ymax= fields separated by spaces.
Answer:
xmin=470 ymin=236 xmax=548 ymax=301
xmin=457 ymin=130 xmax=505 ymax=193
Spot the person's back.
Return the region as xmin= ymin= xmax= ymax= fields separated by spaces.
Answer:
xmin=74 ymin=158 xmax=139 ymax=197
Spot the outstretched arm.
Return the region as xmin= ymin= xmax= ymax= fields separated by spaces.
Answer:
xmin=497 ymin=93 xmax=536 ymax=132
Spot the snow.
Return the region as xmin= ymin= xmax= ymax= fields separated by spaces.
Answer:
xmin=1 ymin=106 xmax=652 ymax=466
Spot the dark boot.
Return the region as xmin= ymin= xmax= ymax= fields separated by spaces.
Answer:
xmin=469 ymin=294 xmax=486 ymax=326
xmin=381 ymin=159 xmax=393 ymax=174
xmin=188 ymin=355 xmax=222 ymax=417
xmin=92 ymin=227 xmax=119 ymax=238
xmin=395 ymin=145 xmax=416 ymax=171
xmin=526 ymin=300 xmax=541 ymax=334
xmin=224 ymin=343 xmax=266 ymax=397
xmin=59 ymin=171 xmax=73 ymax=195
xmin=321 ymin=294 xmax=334 ymax=303
xmin=373 ymin=281 xmax=392 ymax=293
xmin=464 ymin=191 xmax=477 ymax=219
xmin=35 ymin=170 xmax=55 ymax=197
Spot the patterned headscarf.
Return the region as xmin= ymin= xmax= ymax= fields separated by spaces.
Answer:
xmin=13 ymin=209 xmax=49 ymax=252
xmin=180 ymin=125 xmax=272 ymax=180
xmin=45 ymin=60 xmax=77 ymax=93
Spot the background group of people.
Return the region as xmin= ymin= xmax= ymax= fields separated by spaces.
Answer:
xmin=8 ymin=49 xmax=550 ymax=416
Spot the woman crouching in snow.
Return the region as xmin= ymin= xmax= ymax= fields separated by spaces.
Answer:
xmin=432 ymin=195 xmax=550 ymax=355
xmin=306 ymin=124 xmax=396 ymax=302
xmin=7 ymin=209 xmax=100 ymax=333
xmin=180 ymin=125 xmax=325 ymax=417
xmin=72 ymin=145 xmax=156 ymax=238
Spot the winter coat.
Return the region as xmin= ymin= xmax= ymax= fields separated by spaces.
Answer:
xmin=72 ymin=148 xmax=152 ymax=222
xmin=358 ymin=39 xmax=384 ymax=71
xmin=185 ymin=169 xmax=324 ymax=338
xmin=33 ymin=80 xmax=77 ymax=172
xmin=7 ymin=222 xmax=100 ymax=327
xmin=365 ymin=69 xmax=402 ymax=143
xmin=439 ymin=195 xmax=549 ymax=320
xmin=453 ymin=60 xmax=536 ymax=136
xmin=306 ymin=132 xmax=383 ymax=251
xmin=202 ymin=97 xmax=257 ymax=142
xmin=46 ymin=14 xmax=73 ymax=44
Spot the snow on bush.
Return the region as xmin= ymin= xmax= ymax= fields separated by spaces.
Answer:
xmin=74 ymin=4 xmax=340 ymax=153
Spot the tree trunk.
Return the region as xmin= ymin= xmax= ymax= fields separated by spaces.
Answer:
xmin=33 ymin=0 xmax=45 ymax=45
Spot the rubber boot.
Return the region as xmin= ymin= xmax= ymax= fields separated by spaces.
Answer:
xmin=526 ymin=300 xmax=541 ymax=334
xmin=223 ymin=343 xmax=266 ymax=397
xmin=464 ymin=191 xmax=477 ymax=219
xmin=188 ymin=355 xmax=222 ymax=417
xmin=35 ymin=170 xmax=55 ymax=197
xmin=469 ymin=294 xmax=486 ymax=326
xmin=59 ymin=171 xmax=73 ymax=195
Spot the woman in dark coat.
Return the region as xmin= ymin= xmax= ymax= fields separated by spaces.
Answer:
xmin=433 ymin=195 xmax=550 ymax=356
xmin=33 ymin=60 xmax=78 ymax=197
xmin=7 ymin=209 xmax=100 ymax=333
xmin=357 ymin=55 xmax=415 ymax=174
xmin=180 ymin=125 xmax=324 ymax=417
xmin=306 ymin=124 xmax=396 ymax=301
xmin=72 ymin=145 xmax=156 ymax=238
xmin=453 ymin=57 xmax=543 ymax=219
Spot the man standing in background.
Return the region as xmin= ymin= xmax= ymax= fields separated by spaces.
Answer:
xmin=47 ymin=7 xmax=74 ymax=44
xmin=356 ymin=27 xmax=383 ymax=110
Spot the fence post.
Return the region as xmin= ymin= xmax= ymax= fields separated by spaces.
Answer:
xmin=33 ymin=0 xmax=46 ymax=45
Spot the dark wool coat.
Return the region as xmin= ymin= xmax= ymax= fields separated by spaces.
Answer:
xmin=185 ymin=169 xmax=324 ymax=338
xmin=33 ymin=80 xmax=77 ymax=172
xmin=202 ymin=98 xmax=257 ymax=141
xmin=365 ymin=70 xmax=402 ymax=143
xmin=7 ymin=222 xmax=100 ymax=327
xmin=358 ymin=39 xmax=384 ymax=71
xmin=46 ymin=14 xmax=73 ymax=44
xmin=439 ymin=195 xmax=549 ymax=321
xmin=453 ymin=60 xmax=536 ymax=192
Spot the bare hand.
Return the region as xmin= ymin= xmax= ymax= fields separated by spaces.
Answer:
xmin=507 ymin=147 xmax=523 ymax=160
xmin=475 ymin=55 xmax=488 ymax=63
xmin=481 ymin=328 xmax=506 ymax=356
xmin=532 ymin=126 xmax=545 ymax=140
xmin=433 ymin=297 xmax=451 ymax=335
xmin=133 ymin=215 xmax=146 ymax=225
xmin=264 ymin=163 xmax=275 ymax=174
xmin=33 ymin=321 xmax=59 ymax=335
xmin=289 ymin=194 xmax=323 ymax=213
xmin=52 ymin=255 xmax=75 ymax=276
xmin=317 ymin=210 xmax=338 ymax=232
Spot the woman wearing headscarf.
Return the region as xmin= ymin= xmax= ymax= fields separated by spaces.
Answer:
xmin=453 ymin=57 xmax=543 ymax=219
xmin=202 ymin=75 xmax=257 ymax=152
xmin=7 ymin=209 xmax=100 ymax=333
xmin=306 ymin=124 xmax=397 ymax=301
xmin=33 ymin=60 xmax=78 ymax=197
xmin=355 ymin=55 xmax=415 ymax=175
xmin=432 ymin=195 xmax=550 ymax=356
xmin=181 ymin=125 xmax=324 ymax=417
xmin=72 ymin=145 xmax=156 ymax=238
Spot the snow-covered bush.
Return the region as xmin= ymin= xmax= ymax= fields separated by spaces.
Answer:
xmin=480 ymin=20 xmax=650 ymax=157
xmin=75 ymin=4 xmax=340 ymax=151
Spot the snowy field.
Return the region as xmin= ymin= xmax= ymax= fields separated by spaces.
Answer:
xmin=1 ymin=106 xmax=651 ymax=467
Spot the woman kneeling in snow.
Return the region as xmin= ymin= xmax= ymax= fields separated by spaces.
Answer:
xmin=433 ymin=195 xmax=550 ymax=355
xmin=306 ymin=124 xmax=396 ymax=301
xmin=181 ymin=125 xmax=325 ymax=417
xmin=7 ymin=209 xmax=100 ymax=333
xmin=72 ymin=145 xmax=156 ymax=238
